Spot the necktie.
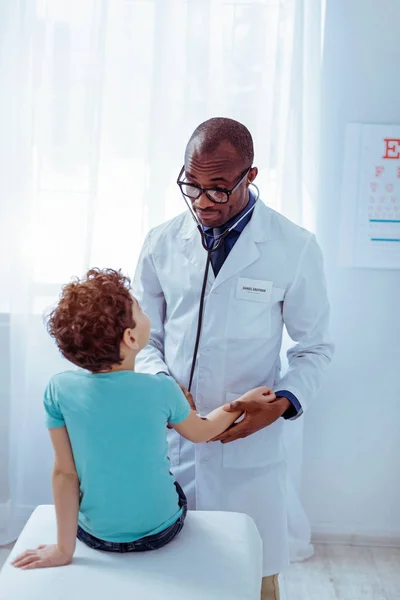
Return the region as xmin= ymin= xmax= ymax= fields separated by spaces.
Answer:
xmin=210 ymin=227 xmax=226 ymax=276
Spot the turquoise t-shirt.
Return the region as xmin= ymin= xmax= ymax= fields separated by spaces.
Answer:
xmin=44 ymin=370 xmax=191 ymax=542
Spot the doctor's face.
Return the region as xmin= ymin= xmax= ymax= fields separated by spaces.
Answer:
xmin=183 ymin=142 xmax=258 ymax=228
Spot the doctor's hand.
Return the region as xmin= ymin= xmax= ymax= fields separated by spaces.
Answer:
xmin=168 ymin=383 xmax=197 ymax=429
xmin=209 ymin=387 xmax=290 ymax=444
xmin=177 ymin=383 xmax=197 ymax=411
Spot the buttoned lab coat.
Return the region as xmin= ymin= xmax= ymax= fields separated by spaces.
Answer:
xmin=133 ymin=199 xmax=333 ymax=576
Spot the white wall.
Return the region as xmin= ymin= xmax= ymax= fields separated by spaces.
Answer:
xmin=301 ymin=0 xmax=400 ymax=542
xmin=0 ymin=316 xmax=10 ymax=504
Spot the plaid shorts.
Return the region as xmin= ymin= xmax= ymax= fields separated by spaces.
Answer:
xmin=77 ymin=481 xmax=187 ymax=553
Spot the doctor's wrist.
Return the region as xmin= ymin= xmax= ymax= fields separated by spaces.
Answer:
xmin=275 ymin=396 xmax=291 ymax=417
xmin=275 ymin=390 xmax=302 ymax=419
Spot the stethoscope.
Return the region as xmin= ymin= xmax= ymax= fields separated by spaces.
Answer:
xmin=180 ymin=183 xmax=260 ymax=392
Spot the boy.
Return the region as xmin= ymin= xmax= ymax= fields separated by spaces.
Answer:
xmin=13 ymin=268 xmax=274 ymax=569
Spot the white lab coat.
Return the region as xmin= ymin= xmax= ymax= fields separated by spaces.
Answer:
xmin=133 ymin=199 xmax=333 ymax=576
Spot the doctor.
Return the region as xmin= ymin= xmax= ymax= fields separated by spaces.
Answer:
xmin=133 ymin=117 xmax=333 ymax=600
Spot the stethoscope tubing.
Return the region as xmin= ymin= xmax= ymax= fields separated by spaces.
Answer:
xmin=185 ymin=184 xmax=260 ymax=391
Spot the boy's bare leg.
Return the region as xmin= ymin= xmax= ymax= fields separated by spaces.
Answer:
xmin=261 ymin=575 xmax=280 ymax=600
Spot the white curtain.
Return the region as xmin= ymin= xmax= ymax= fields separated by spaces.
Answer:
xmin=0 ymin=0 xmax=323 ymax=559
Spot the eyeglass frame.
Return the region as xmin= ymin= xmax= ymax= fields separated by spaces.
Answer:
xmin=176 ymin=165 xmax=252 ymax=205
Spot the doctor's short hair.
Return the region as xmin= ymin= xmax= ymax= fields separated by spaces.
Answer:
xmin=186 ymin=117 xmax=254 ymax=166
xmin=46 ymin=268 xmax=135 ymax=373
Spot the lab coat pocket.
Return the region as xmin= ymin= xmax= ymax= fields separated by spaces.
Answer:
xmin=222 ymin=393 xmax=285 ymax=469
xmin=225 ymin=298 xmax=271 ymax=340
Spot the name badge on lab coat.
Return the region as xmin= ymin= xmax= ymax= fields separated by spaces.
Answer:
xmin=236 ymin=278 xmax=273 ymax=303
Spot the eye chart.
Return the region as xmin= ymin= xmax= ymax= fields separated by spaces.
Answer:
xmin=339 ymin=123 xmax=400 ymax=269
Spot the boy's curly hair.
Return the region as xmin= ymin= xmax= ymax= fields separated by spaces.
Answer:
xmin=47 ymin=268 xmax=135 ymax=373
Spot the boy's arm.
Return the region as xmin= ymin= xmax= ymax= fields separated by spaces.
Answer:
xmin=173 ymin=406 xmax=242 ymax=443
xmin=173 ymin=387 xmax=275 ymax=443
xmin=13 ymin=427 xmax=79 ymax=570
xmin=51 ymin=427 xmax=80 ymax=557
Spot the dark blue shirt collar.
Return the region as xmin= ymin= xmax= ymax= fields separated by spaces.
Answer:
xmin=203 ymin=191 xmax=256 ymax=234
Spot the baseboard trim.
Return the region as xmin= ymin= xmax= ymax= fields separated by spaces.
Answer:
xmin=311 ymin=530 xmax=400 ymax=548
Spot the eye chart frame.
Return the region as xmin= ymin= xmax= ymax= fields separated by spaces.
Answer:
xmin=339 ymin=123 xmax=400 ymax=269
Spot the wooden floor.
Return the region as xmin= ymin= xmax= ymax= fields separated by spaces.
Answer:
xmin=1 ymin=544 xmax=400 ymax=598
xmin=281 ymin=545 xmax=400 ymax=600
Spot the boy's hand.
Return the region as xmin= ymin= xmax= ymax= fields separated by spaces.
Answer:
xmin=12 ymin=544 xmax=73 ymax=570
xmin=235 ymin=386 xmax=276 ymax=405
xmin=210 ymin=386 xmax=287 ymax=444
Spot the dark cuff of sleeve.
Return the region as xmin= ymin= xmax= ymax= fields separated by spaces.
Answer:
xmin=275 ymin=390 xmax=302 ymax=420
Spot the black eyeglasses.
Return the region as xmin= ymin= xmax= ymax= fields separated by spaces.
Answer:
xmin=177 ymin=166 xmax=251 ymax=204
